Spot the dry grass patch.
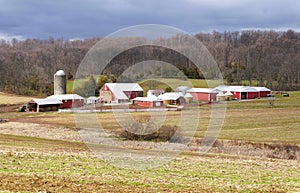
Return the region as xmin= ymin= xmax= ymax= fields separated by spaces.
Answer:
xmin=0 ymin=92 xmax=32 ymax=105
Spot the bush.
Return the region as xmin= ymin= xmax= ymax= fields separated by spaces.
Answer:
xmin=119 ymin=124 xmax=177 ymax=142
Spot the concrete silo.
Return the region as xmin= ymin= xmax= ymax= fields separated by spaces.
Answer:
xmin=54 ymin=70 xmax=66 ymax=95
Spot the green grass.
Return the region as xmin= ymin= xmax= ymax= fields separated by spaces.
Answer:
xmin=1 ymin=90 xmax=300 ymax=192
xmin=67 ymin=78 xmax=222 ymax=94
xmin=0 ymin=148 xmax=299 ymax=192
xmin=139 ymin=78 xmax=222 ymax=95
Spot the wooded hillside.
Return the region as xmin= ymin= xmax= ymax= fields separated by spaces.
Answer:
xmin=0 ymin=30 xmax=299 ymax=95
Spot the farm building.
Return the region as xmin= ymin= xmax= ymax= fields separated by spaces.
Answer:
xmin=27 ymin=98 xmax=62 ymax=112
xmin=47 ymin=94 xmax=84 ymax=108
xmin=252 ymin=87 xmax=271 ymax=97
xmin=184 ymin=93 xmax=193 ymax=103
xmin=158 ymin=92 xmax=185 ymax=105
xmin=216 ymin=91 xmax=226 ymax=102
xmin=100 ymin=83 xmax=143 ymax=103
xmin=147 ymin=89 xmax=164 ymax=97
xmin=224 ymin=91 xmax=233 ymax=101
xmin=132 ymin=96 xmax=163 ymax=107
xmin=186 ymin=88 xmax=218 ymax=101
xmin=215 ymin=86 xmax=260 ymax=100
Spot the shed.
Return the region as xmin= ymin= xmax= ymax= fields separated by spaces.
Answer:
xmin=224 ymin=91 xmax=233 ymax=101
xmin=100 ymin=83 xmax=143 ymax=103
xmin=216 ymin=92 xmax=226 ymax=102
xmin=48 ymin=94 xmax=84 ymax=108
xmin=132 ymin=96 xmax=163 ymax=107
xmin=184 ymin=93 xmax=193 ymax=103
xmin=28 ymin=98 xmax=62 ymax=112
xmin=158 ymin=92 xmax=185 ymax=105
xmin=186 ymin=88 xmax=218 ymax=101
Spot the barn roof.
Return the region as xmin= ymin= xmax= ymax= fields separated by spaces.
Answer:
xmin=252 ymin=87 xmax=271 ymax=92
xmin=48 ymin=94 xmax=84 ymax=101
xmin=29 ymin=98 xmax=62 ymax=105
xmin=104 ymin=83 xmax=143 ymax=100
xmin=158 ymin=92 xmax=183 ymax=101
xmin=187 ymin=88 xmax=218 ymax=93
xmin=225 ymin=91 xmax=233 ymax=96
xmin=132 ymin=95 xmax=162 ymax=102
xmin=215 ymin=85 xmax=258 ymax=92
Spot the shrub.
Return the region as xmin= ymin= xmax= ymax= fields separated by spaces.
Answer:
xmin=119 ymin=124 xmax=177 ymax=142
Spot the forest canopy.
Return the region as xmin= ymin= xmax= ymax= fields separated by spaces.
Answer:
xmin=0 ymin=30 xmax=300 ymax=96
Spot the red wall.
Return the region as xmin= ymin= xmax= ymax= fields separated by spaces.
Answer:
xmin=188 ymin=92 xmax=209 ymax=101
xmin=248 ymin=92 xmax=259 ymax=99
xmin=232 ymin=92 xmax=241 ymax=100
xmin=133 ymin=100 xmax=163 ymax=107
xmin=260 ymin=91 xmax=271 ymax=97
xmin=61 ymin=99 xmax=84 ymax=108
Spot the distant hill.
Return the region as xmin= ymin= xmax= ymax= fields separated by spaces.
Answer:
xmin=1 ymin=30 xmax=300 ymax=96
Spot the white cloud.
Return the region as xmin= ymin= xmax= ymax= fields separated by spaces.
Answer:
xmin=0 ymin=33 xmax=25 ymax=42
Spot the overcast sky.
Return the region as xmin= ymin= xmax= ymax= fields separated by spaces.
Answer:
xmin=0 ymin=0 xmax=300 ymax=40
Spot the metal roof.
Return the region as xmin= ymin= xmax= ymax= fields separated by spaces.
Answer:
xmin=54 ymin=70 xmax=66 ymax=76
xmin=158 ymin=92 xmax=183 ymax=101
xmin=29 ymin=98 xmax=62 ymax=105
xmin=215 ymin=85 xmax=259 ymax=92
xmin=48 ymin=94 xmax=84 ymax=100
xmin=252 ymin=87 xmax=271 ymax=92
xmin=104 ymin=83 xmax=143 ymax=100
xmin=216 ymin=91 xmax=225 ymax=97
xmin=225 ymin=91 xmax=233 ymax=96
xmin=132 ymin=95 xmax=162 ymax=102
xmin=187 ymin=88 xmax=218 ymax=93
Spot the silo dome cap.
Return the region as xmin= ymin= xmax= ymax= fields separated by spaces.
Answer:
xmin=55 ymin=70 xmax=66 ymax=76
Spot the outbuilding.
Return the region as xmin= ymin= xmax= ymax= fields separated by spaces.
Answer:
xmin=184 ymin=93 xmax=193 ymax=103
xmin=186 ymin=88 xmax=218 ymax=101
xmin=224 ymin=91 xmax=233 ymax=101
xmin=158 ymin=92 xmax=185 ymax=105
xmin=216 ymin=91 xmax=226 ymax=102
xmin=47 ymin=94 xmax=84 ymax=108
xmin=28 ymin=98 xmax=62 ymax=112
xmin=132 ymin=96 xmax=163 ymax=107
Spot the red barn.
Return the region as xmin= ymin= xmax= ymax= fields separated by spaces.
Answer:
xmin=215 ymin=86 xmax=260 ymax=100
xmin=186 ymin=88 xmax=218 ymax=101
xmin=100 ymin=83 xmax=143 ymax=103
xmin=48 ymin=94 xmax=84 ymax=108
xmin=252 ymin=87 xmax=271 ymax=97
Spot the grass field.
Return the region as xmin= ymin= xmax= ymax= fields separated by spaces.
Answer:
xmin=0 ymin=92 xmax=32 ymax=105
xmin=0 ymin=91 xmax=300 ymax=192
xmin=67 ymin=78 xmax=222 ymax=94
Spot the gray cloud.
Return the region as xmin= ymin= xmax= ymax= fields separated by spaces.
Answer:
xmin=0 ymin=0 xmax=299 ymax=40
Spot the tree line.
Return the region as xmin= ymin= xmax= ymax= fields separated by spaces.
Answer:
xmin=0 ymin=29 xmax=299 ymax=96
